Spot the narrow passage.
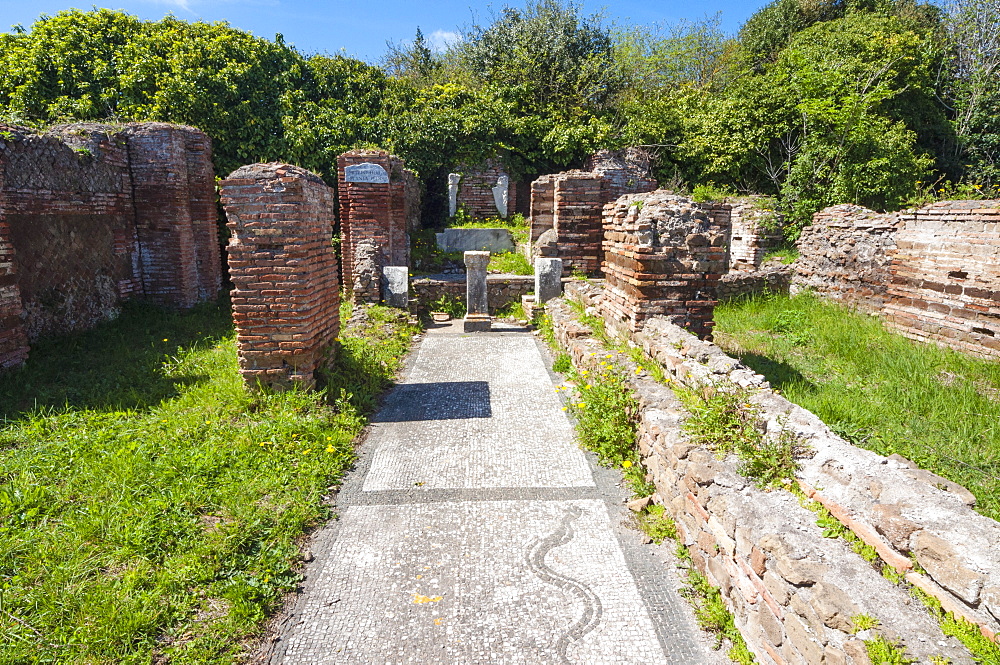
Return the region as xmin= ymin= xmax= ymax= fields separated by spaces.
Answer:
xmin=274 ymin=321 xmax=716 ymax=664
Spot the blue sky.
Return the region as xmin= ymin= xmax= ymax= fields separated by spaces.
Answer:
xmin=0 ymin=0 xmax=771 ymax=63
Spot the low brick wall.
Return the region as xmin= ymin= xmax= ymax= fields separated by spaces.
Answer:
xmin=601 ymin=191 xmax=728 ymax=340
xmin=792 ymin=205 xmax=899 ymax=314
xmin=454 ymin=157 xmax=516 ymax=220
xmin=0 ymin=218 xmax=28 ymax=369
xmin=555 ymin=280 xmax=1000 ymax=663
xmin=221 ymin=163 xmax=340 ymax=390
xmin=717 ymin=264 xmax=793 ymax=302
xmin=412 ymin=274 xmax=534 ymax=315
xmin=884 ymin=201 xmax=1000 ymax=358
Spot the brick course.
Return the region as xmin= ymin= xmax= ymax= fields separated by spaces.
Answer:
xmin=0 ymin=121 xmax=220 ymax=369
xmin=582 ymin=148 xmax=657 ymax=202
xmin=529 ymin=171 xmax=607 ymax=276
xmin=337 ymin=150 xmax=414 ymax=302
xmin=600 ymin=191 xmax=729 ymax=340
xmin=221 ymin=163 xmax=340 ymax=390
xmin=453 ymin=157 xmax=516 ymax=220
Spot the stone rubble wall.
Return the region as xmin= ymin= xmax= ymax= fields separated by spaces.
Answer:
xmin=411 ymin=274 xmax=534 ymax=316
xmin=527 ymin=171 xmax=607 ymax=276
xmin=454 ymin=157 xmax=516 ymax=220
xmin=883 ymin=201 xmax=1000 ymax=358
xmin=582 ymin=147 xmax=658 ymax=202
xmin=0 ymin=121 xmax=220 ymax=369
xmin=792 ymin=205 xmax=899 ymax=315
xmin=556 ymin=280 xmax=1000 ymax=662
xmin=717 ymin=263 xmax=793 ymax=302
xmin=337 ymin=150 xmax=414 ymax=298
xmin=728 ymin=198 xmax=784 ymax=270
xmin=221 ymin=163 xmax=340 ymax=390
xmin=792 ymin=200 xmax=1000 ymax=358
xmin=601 ymin=191 xmax=728 ymax=340
xmin=529 ymin=175 xmax=556 ymax=245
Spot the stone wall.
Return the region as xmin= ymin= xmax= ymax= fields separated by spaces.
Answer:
xmin=221 ymin=163 xmax=339 ymax=390
xmin=883 ymin=201 xmax=1000 ymax=358
xmin=528 ymin=171 xmax=606 ymax=276
xmin=454 ymin=157 xmax=516 ymax=220
xmin=717 ymin=263 xmax=793 ymax=302
xmin=411 ymin=274 xmax=534 ymax=315
xmin=728 ymin=199 xmax=784 ymax=270
xmin=338 ymin=150 xmax=413 ymax=302
xmin=601 ymin=191 xmax=728 ymax=340
xmin=792 ymin=200 xmax=1000 ymax=358
xmin=552 ymin=280 xmax=1000 ymax=664
xmin=583 ymin=147 xmax=657 ymax=202
xmin=792 ymin=205 xmax=899 ymax=315
xmin=0 ymin=121 xmax=220 ymax=368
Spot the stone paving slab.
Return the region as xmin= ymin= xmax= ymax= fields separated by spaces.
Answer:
xmin=274 ymin=326 xmax=723 ymax=665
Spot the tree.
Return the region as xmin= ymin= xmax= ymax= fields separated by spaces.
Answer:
xmin=381 ymin=27 xmax=441 ymax=86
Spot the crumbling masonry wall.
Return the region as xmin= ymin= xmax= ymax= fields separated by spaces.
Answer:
xmin=583 ymin=147 xmax=657 ymax=202
xmin=793 ymin=200 xmax=1000 ymax=358
xmin=728 ymin=198 xmax=784 ymax=270
xmin=529 ymin=171 xmax=606 ymax=275
xmin=338 ymin=150 xmax=414 ymax=302
xmin=601 ymin=191 xmax=728 ymax=340
xmin=454 ymin=157 xmax=516 ymax=220
xmin=0 ymin=122 xmax=220 ymax=369
xmin=221 ymin=163 xmax=339 ymax=390
xmin=553 ymin=281 xmax=999 ymax=665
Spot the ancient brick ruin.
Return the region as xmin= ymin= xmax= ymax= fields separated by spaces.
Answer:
xmin=583 ymin=147 xmax=657 ymax=202
xmin=0 ymin=122 xmax=221 ymax=369
xmin=601 ymin=192 xmax=728 ymax=340
xmin=451 ymin=157 xmax=516 ymax=219
xmin=221 ymin=163 xmax=340 ymax=390
xmin=529 ymin=171 xmax=607 ymax=276
xmin=727 ymin=198 xmax=783 ymax=270
xmin=793 ymin=200 xmax=1000 ymax=359
xmin=337 ymin=150 xmax=415 ymax=303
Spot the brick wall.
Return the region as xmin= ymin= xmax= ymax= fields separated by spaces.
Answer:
xmin=0 ymin=121 xmax=222 ymax=370
xmin=528 ymin=171 xmax=606 ymax=276
xmin=728 ymin=198 xmax=784 ymax=270
xmin=792 ymin=205 xmax=900 ymax=315
xmin=221 ymin=163 xmax=339 ymax=390
xmin=126 ymin=122 xmax=221 ymax=309
xmin=601 ymin=191 xmax=728 ymax=340
xmin=411 ymin=274 xmax=534 ymax=315
xmin=552 ymin=282 xmax=999 ymax=664
xmin=583 ymin=147 xmax=657 ymax=202
xmin=454 ymin=157 xmax=516 ymax=220
xmin=884 ymin=201 xmax=1000 ymax=358
xmin=338 ymin=150 xmax=413 ymax=300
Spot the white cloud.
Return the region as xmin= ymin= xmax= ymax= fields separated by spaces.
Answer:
xmin=429 ymin=29 xmax=460 ymax=52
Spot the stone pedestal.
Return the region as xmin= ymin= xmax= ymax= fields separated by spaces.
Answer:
xmin=383 ymin=266 xmax=409 ymax=309
xmin=534 ymin=258 xmax=563 ymax=304
xmin=464 ymin=251 xmax=491 ymax=332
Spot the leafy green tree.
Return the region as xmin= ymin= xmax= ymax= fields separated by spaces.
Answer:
xmin=381 ymin=27 xmax=442 ymax=86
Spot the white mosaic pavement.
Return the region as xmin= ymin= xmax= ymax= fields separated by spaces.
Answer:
xmin=275 ymin=325 xmax=717 ymax=665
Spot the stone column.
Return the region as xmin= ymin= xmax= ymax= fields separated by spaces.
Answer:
xmin=534 ymin=258 xmax=563 ymax=304
xmin=383 ymin=266 xmax=409 ymax=309
xmin=464 ymin=251 xmax=491 ymax=332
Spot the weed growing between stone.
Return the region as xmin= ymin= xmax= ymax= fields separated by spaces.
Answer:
xmin=864 ymin=634 xmax=917 ymax=664
xmin=428 ymin=293 xmax=465 ymax=318
xmin=680 ymin=560 xmax=756 ymax=664
xmin=552 ymin=353 xmax=572 ymax=373
xmin=635 ymin=504 xmax=677 ymax=544
xmin=676 ymin=382 xmax=802 ymax=489
xmin=801 ymin=498 xmax=880 ymax=563
xmin=0 ymin=301 xmax=417 ymax=663
xmin=494 ymin=299 xmax=527 ymax=321
xmin=910 ymin=585 xmax=1000 ymax=663
xmin=715 ymin=291 xmax=1000 ymax=520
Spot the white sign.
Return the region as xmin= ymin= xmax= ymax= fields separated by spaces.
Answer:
xmin=344 ymin=162 xmax=389 ymax=184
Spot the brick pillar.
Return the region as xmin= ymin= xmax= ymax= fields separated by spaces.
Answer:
xmin=601 ymin=191 xmax=728 ymax=340
xmin=0 ymin=217 xmax=28 ymax=369
xmin=221 ymin=163 xmax=340 ymax=390
xmin=338 ymin=150 xmax=412 ymax=298
xmin=126 ymin=122 xmax=220 ymax=308
xmin=553 ymin=171 xmax=606 ymax=276
xmin=529 ymin=175 xmax=555 ymax=245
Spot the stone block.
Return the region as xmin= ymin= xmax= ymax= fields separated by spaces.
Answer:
xmin=534 ymin=258 xmax=563 ymax=304
xmin=383 ymin=266 xmax=409 ymax=309
xmin=810 ymin=582 xmax=860 ymax=633
xmin=913 ymin=531 xmax=985 ymax=605
xmin=437 ymin=228 xmax=515 ymax=253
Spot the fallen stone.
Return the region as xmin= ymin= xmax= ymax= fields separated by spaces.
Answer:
xmin=382 ymin=266 xmax=409 ymax=309
xmin=913 ymin=531 xmax=985 ymax=606
xmin=870 ymin=504 xmax=920 ymax=552
xmin=627 ymin=496 xmax=652 ymax=512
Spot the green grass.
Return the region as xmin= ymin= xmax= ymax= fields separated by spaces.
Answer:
xmin=448 ymin=213 xmax=529 ymax=246
xmin=714 ymin=292 xmax=1000 ymax=520
xmin=681 ymin=563 xmax=756 ymax=664
xmin=760 ymin=247 xmax=799 ymax=264
xmin=0 ymin=299 xmax=417 ymax=663
xmin=487 ymin=251 xmax=532 ymax=275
